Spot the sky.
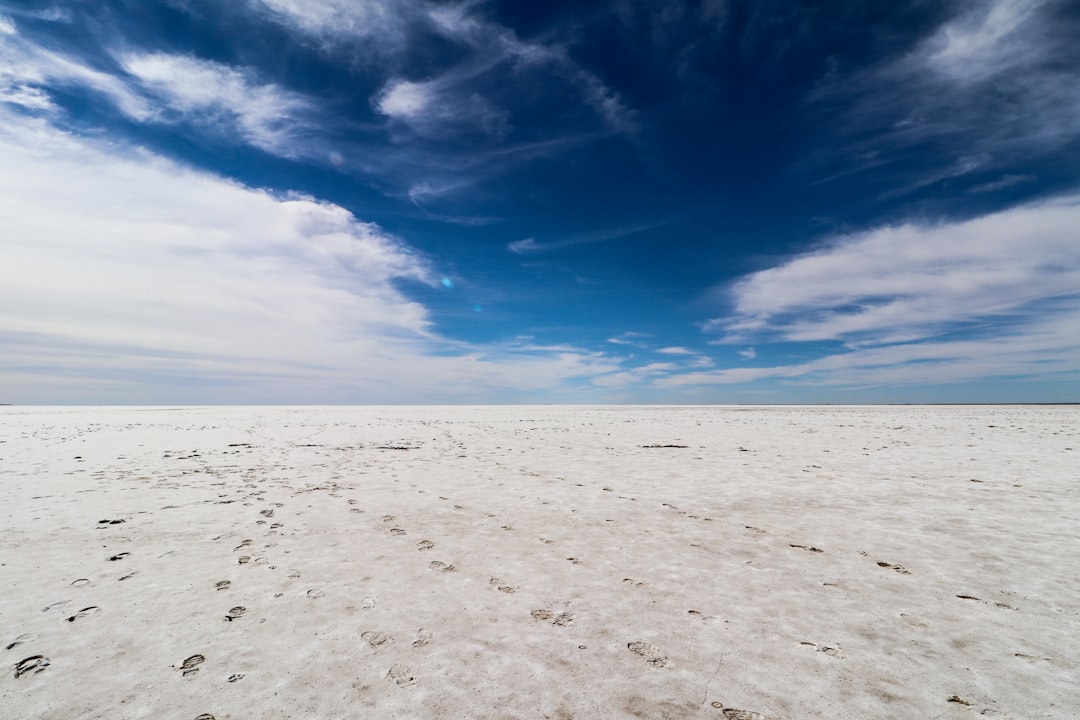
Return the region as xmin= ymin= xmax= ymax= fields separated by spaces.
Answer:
xmin=2 ymin=0 xmax=1079 ymax=404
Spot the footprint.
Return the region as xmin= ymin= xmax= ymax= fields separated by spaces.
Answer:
xmin=107 ymin=552 xmax=130 ymax=561
xmin=531 ymin=609 xmax=574 ymax=626
xmin=180 ymin=654 xmax=205 ymax=678
xmin=429 ymin=561 xmax=456 ymax=573
xmin=360 ymin=595 xmax=378 ymax=609
xmin=789 ymin=544 xmax=823 ymax=553
xmin=118 ymin=571 xmax=139 ymax=581
xmin=215 ymin=580 xmax=231 ymax=591
xmin=14 ymin=655 xmax=50 ymax=678
xmin=876 ymin=561 xmax=911 ymax=574
xmin=566 ymin=557 xmax=584 ymax=565
xmin=489 ymin=577 xmax=516 ymax=593
xmin=417 ymin=540 xmax=434 ymax=551
xmin=97 ymin=519 xmax=125 ymax=525
xmin=194 ymin=715 xmax=215 ymax=720
xmin=224 ymin=606 xmax=247 ymax=622
xmin=237 ymin=556 xmax=251 ymax=564
xmin=234 ymin=540 xmax=252 ymax=551
xmin=259 ymin=509 xmax=274 ymax=518
xmin=361 ymin=631 xmax=394 ymax=648
xmin=627 ymin=641 xmax=668 ymax=667
xmin=389 ymin=528 xmax=407 ymax=536
xmin=799 ymin=641 xmax=845 ymax=658
xmin=5 ymin=634 xmax=35 ymax=651
xmin=227 ymin=673 xmax=245 ymax=683
xmin=412 ymin=628 xmax=433 ymax=648
xmin=306 ymin=589 xmax=326 ymax=599
xmin=65 ymin=606 xmax=101 ymax=623
xmin=721 ymin=710 xmax=770 ymax=720
xmin=386 ymin=664 xmax=416 ymax=688
xmin=70 ymin=578 xmax=91 ymax=588
xmin=382 ymin=515 xmax=395 ymax=523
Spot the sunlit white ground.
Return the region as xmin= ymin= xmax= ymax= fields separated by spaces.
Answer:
xmin=2 ymin=405 xmax=1078 ymax=719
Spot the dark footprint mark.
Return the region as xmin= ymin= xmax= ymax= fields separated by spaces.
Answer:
xmin=215 ymin=580 xmax=231 ymax=591
xmin=722 ymin=710 xmax=770 ymax=720
xmin=66 ymin=606 xmax=101 ymax=623
xmin=194 ymin=715 xmax=216 ymax=720
xmin=417 ymin=540 xmax=434 ymax=551
xmin=799 ymin=641 xmax=845 ymax=658
xmin=237 ymin=556 xmax=251 ymax=565
xmin=387 ymin=664 xmax=416 ymax=688
xmin=531 ymin=609 xmax=574 ymax=626
xmin=789 ymin=544 xmax=823 ymax=553
xmin=227 ymin=673 xmax=245 ymax=683
xmin=270 ymin=523 xmax=283 ymax=529
xmin=224 ymin=606 xmax=247 ymax=621
xmin=259 ymin=509 xmax=274 ymax=518
xmin=71 ymin=578 xmax=91 ymax=588
xmin=361 ymin=631 xmax=394 ymax=648
xmin=957 ymin=594 xmax=981 ymax=601
xmin=107 ymin=552 xmax=130 ymax=561
xmin=6 ymin=634 xmax=35 ymax=651
xmin=627 ymin=641 xmax=668 ymax=667
xmin=382 ymin=515 xmax=395 ymax=523
xmin=489 ymin=577 xmax=516 ymax=593
xmin=429 ymin=561 xmax=456 ymax=573
xmin=14 ymin=655 xmax=50 ymax=678
xmin=877 ymin=561 xmax=911 ymax=574
xmin=118 ymin=571 xmax=139 ymax=581
xmin=97 ymin=519 xmax=125 ymax=526
xmin=566 ymin=557 xmax=584 ymax=565
xmin=389 ymin=528 xmax=407 ymax=536
xmin=306 ymin=589 xmax=326 ymax=599
xmin=412 ymin=628 xmax=433 ymax=647
xmin=234 ymin=540 xmax=252 ymax=551
xmin=180 ymin=654 xmax=205 ymax=678
xmin=947 ymin=696 xmax=972 ymax=706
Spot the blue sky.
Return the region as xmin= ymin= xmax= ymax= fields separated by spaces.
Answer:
xmin=2 ymin=0 xmax=1079 ymax=404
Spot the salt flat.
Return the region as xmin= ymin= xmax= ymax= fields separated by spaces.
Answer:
xmin=2 ymin=405 xmax=1078 ymax=720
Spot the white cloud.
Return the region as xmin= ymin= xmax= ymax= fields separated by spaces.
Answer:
xmin=0 ymin=109 xmax=623 ymax=403
xmin=710 ymin=196 xmax=1080 ymax=346
xmin=119 ymin=52 xmax=314 ymax=156
xmin=656 ymin=346 xmax=693 ymax=355
xmin=606 ymin=332 xmax=651 ymax=347
xmin=0 ymin=29 xmax=153 ymax=120
xmin=682 ymin=196 xmax=1080 ymax=391
xmin=507 ymin=238 xmax=539 ymax=254
xmin=923 ymin=0 xmax=1044 ymax=82
xmin=0 ymin=28 xmax=315 ymax=158
xmin=248 ymin=0 xmax=404 ymax=43
xmin=0 ymin=14 xmax=15 ymax=35
xmin=737 ymin=347 xmax=756 ymax=360
xmin=810 ymin=0 xmax=1080 ymax=194
xmin=375 ymin=79 xmax=434 ymax=119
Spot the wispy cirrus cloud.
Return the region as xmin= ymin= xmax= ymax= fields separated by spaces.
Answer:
xmin=679 ymin=195 xmax=1080 ymax=391
xmin=810 ymin=0 xmax=1080 ymax=196
xmin=1 ymin=20 xmax=319 ymax=158
xmin=119 ymin=52 xmax=317 ymax=156
xmin=708 ymin=196 xmax=1080 ymax=346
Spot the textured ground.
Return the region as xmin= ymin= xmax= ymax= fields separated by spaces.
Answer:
xmin=2 ymin=405 xmax=1078 ymax=719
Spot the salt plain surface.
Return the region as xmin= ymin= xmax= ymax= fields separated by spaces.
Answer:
xmin=2 ymin=405 xmax=1078 ymax=719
